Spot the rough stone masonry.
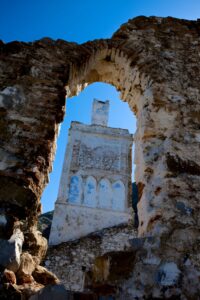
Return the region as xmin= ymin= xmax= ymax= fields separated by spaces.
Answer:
xmin=0 ymin=16 xmax=200 ymax=299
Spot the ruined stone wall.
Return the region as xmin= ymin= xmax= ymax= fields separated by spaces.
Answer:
xmin=0 ymin=16 xmax=200 ymax=299
xmin=46 ymin=224 xmax=137 ymax=292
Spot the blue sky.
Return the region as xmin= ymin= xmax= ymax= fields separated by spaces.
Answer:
xmin=1 ymin=0 xmax=199 ymax=212
xmin=1 ymin=0 xmax=200 ymax=43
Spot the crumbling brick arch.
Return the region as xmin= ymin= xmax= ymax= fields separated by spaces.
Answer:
xmin=67 ymin=46 xmax=148 ymax=114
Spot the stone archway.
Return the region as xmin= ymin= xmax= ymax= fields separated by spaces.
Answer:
xmin=0 ymin=18 xmax=172 ymax=237
xmin=64 ymin=45 xmax=154 ymax=237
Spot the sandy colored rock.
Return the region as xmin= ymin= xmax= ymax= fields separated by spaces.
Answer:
xmin=32 ymin=265 xmax=60 ymax=285
xmin=24 ymin=227 xmax=47 ymax=264
xmin=3 ymin=269 xmax=16 ymax=284
xmin=16 ymin=252 xmax=36 ymax=284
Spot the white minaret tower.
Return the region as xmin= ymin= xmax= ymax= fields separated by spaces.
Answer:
xmin=49 ymin=99 xmax=133 ymax=245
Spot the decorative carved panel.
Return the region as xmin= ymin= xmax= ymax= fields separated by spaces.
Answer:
xmin=71 ymin=141 xmax=120 ymax=171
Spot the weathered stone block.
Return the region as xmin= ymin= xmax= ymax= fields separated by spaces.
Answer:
xmin=0 ymin=228 xmax=23 ymax=272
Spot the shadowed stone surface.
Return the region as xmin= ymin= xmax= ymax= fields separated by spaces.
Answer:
xmin=29 ymin=285 xmax=71 ymax=300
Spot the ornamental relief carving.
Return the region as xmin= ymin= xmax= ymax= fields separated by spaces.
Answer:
xmin=71 ymin=141 xmax=121 ymax=171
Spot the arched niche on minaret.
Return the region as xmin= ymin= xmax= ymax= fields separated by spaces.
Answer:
xmin=112 ymin=180 xmax=125 ymax=211
xmin=68 ymin=174 xmax=83 ymax=204
xmin=83 ymin=176 xmax=97 ymax=207
xmin=98 ymin=178 xmax=112 ymax=209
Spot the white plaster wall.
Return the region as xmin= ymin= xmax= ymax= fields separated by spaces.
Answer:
xmin=49 ymin=203 xmax=132 ymax=245
xmin=57 ymin=124 xmax=132 ymax=203
xmin=66 ymin=175 xmax=127 ymax=211
xmin=49 ymin=120 xmax=133 ymax=244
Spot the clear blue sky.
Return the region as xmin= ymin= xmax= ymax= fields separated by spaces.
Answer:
xmin=1 ymin=0 xmax=199 ymax=212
